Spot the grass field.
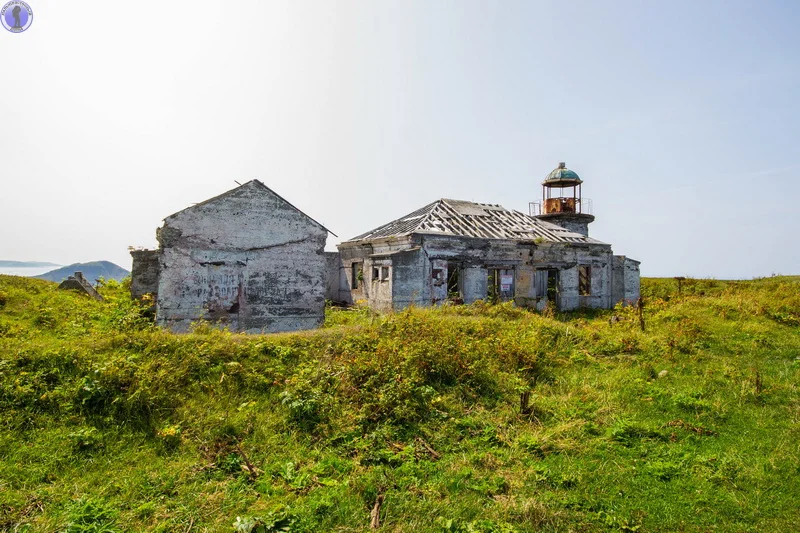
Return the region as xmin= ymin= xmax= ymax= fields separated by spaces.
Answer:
xmin=0 ymin=274 xmax=798 ymax=532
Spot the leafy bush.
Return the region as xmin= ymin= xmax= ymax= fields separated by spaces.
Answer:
xmin=67 ymin=427 xmax=104 ymax=454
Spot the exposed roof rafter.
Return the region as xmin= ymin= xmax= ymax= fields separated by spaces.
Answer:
xmin=344 ymin=198 xmax=605 ymax=245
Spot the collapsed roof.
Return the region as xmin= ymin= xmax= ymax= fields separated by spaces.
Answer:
xmin=344 ymin=198 xmax=606 ymax=245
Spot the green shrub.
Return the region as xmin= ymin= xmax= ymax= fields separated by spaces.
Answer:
xmin=67 ymin=427 xmax=103 ymax=454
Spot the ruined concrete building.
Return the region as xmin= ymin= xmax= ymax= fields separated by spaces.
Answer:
xmin=331 ymin=163 xmax=639 ymax=311
xmin=130 ymin=180 xmax=333 ymax=333
xmin=58 ymin=271 xmax=103 ymax=301
xmin=130 ymin=163 xmax=639 ymax=333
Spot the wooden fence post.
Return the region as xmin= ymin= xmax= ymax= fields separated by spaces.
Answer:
xmin=637 ymin=298 xmax=645 ymax=332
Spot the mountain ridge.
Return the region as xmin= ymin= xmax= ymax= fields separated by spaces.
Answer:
xmin=0 ymin=260 xmax=61 ymax=268
xmin=35 ymin=261 xmax=130 ymax=283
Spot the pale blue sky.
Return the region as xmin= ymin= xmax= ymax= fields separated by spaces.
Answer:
xmin=1 ymin=0 xmax=798 ymax=278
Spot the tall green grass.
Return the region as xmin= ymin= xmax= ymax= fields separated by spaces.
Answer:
xmin=0 ymin=275 xmax=798 ymax=532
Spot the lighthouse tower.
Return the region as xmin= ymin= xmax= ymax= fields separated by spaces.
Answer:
xmin=534 ymin=162 xmax=595 ymax=237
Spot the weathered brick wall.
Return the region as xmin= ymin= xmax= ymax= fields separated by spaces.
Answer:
xmin=623 ymin=257 xmax=641 ymax=304
xmin=155 ymin=181 xmax=328 ymax=333
xmin=610 ymin=255 xmax=641 ymax=306
xmin=390 ymin=248 xmax=429 ymax=309
xmin=324 ymin=252 xmax=341 ymax=303
xmin=130 ymin=249 xmax=160 ymax=299
xmin=611 ymin=255 xmax=625 ymax=305
xmin=337 ymin=233 xmax=634 ymax=312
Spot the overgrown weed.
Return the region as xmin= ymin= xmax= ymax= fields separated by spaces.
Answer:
xmin=0 ymin=275 xmax=798 ymax=531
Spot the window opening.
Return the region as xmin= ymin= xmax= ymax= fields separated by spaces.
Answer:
xmin=488 ymin=270 xmax=499 ymax=303
xmin=352 ymin=262 xmax=363 ymax=290
xmin=546 ymin=269 xmax=559 ymax=304
xmin=488 ymin=268 xmax=514 ymax=303
xmin=535 ymin=270 xmax=548 ymax=298
xmin=579 ymin=265 xmax=591 ymax=296
xmin=447 ymin=262 xmax=462 ymax=302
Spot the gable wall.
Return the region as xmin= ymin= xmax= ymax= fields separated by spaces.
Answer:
xmin=155 ymin=184 xmax=328 ymax=333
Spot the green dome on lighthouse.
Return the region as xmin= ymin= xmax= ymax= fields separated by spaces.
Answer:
xmin=543 ymin=162 xmax=582 ymax=185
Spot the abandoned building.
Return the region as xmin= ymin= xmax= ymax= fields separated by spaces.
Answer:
xmin=130 ymin=180 xmax=333 ymax=333
xmin=130 ymin=164 xmax=639 ymax=333
xmin=58 ymin=271 xmax=103 ymax=301
xmin=331 ymin=163 xmax=639 ymax=311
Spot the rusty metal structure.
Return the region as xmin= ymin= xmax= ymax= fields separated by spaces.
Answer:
xmin=529 ymin=162 xmax=596 ymax=237
xmin=542 ymin=161 xmax=585 ymax=214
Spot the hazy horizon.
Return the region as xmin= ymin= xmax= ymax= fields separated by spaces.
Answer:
xmin=2 ymin=1 xmax=798 ymax=279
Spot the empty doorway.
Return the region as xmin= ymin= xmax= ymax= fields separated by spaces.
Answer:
xmin=487 ymin=268 xmax=514 ymax=303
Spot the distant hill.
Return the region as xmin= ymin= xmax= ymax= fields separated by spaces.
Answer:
xmin=0 ymin=260 xmax=60 ymax=268
xmin=35 ymin=261 xmax=130 ymax=283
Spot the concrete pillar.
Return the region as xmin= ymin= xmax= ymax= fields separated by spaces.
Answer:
xmin=463 ymin=266 xmax=487 ymax=304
